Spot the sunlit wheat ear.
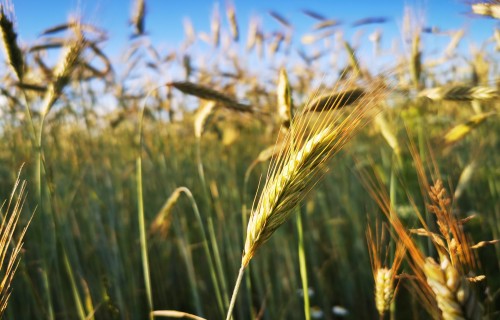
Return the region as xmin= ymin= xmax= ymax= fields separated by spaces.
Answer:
xmin=472 ymin=2 xmax=500 ymax=19
xmin=423 ymin=257 xmax=483 ymax=320
xmin=41 ymin=27 xmax=87 ymax=116
xmin=149 ymin=188 xmax=183 ymax=238
xmin=194 ymin=101 xmax=218 ymax=139
xmin=277 ymin=68 xmax=294 ymax=128
xmin=419 ymin=85 xmax=498 ymax=101
xmin=367 ymin=223 xmax=405 ymax=317
xmin=242 ymin=79 xmax=387 ymax=267
xmin=0 ymin=3 xmax=24 ymax=81
xmin=443 ymin=112 xmax=496 ymax=147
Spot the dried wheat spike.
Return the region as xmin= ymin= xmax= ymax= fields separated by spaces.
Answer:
xmin=424 ymin=257 xmax=483 ymax=320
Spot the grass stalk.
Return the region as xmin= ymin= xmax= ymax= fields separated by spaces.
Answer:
xmin=179 ymin=187 xmax=225 ymax=317
xmin=138 ymin=89 xmax=159 ymax=320
xmin=195 ymin=137 xmax=227 ymax=316
xmin=225 ymin=265 xmax=245 ymax=320
xmin=296 ymin=208 xmax=310 ymax=320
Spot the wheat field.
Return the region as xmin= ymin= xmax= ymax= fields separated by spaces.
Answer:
xmin=0 ymin=1 xmax=499 ymax=319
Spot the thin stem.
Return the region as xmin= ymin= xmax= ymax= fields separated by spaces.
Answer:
xmin=296 ymin=208 xmax=310 ymax=320
xmin=226 ymin=265 xmax=246 ymax=320
xmin=180 ymin=187 xmax=224 ymax=316
xmin=137 ymin=88 xmax=165 ymax=319
xmin=195 ymin=136 xmax=228 ymax=316
xmin=389 ymin=157 xmax=396 ymax=320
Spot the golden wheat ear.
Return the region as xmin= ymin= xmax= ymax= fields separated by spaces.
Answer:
xmin=242 ymin=78 xmax=388 ymax=267
xmin=366 ymin=222 xmax=405 ymax=318
xmin=224 ymin=76 xmax=390 ymax=320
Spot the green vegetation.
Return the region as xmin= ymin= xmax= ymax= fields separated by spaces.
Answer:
xmin=0 ymin=1 xmax=499 ymax=319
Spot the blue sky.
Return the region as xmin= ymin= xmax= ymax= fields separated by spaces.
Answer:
xmin=2 ymin=0 xmax=497 ymax=112
xmin=9 ymin=0 xmax=499 ymax=61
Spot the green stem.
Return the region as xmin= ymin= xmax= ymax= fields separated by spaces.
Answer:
xmin=136 ymin=156 xmax=153 ymax=319
xmin=178 ymin=187 xmax=224 ymax=317
xmin=225 ymin=265 xmax=246 ymax=320
xmin=389 ymin=155 xmax=396 ymax=320
xmin=195 ymin=137 xmax=227 ymax=316
xmin=296 ymin=208 xmax=310 ymax=320
xmin=138 ymin=89 xmax=161 ymax=320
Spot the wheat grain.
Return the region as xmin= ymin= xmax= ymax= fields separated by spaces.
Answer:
xmin=424 ymin=257 xmax=482 ymax=320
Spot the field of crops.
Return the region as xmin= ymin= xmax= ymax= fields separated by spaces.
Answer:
xmin=0 ymin=1 xmax=499 ymax=319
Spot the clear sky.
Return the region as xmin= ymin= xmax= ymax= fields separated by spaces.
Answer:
xmin=9 ymin=0 xmax=499 ymax=61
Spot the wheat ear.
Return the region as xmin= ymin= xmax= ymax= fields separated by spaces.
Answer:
xmin=424 ymin=257 xmax=483 ymax=320
xmin=226 ymin=79 xmax=388 ymax=319
xmin=0 ymin=3 xmax=24 ymax=81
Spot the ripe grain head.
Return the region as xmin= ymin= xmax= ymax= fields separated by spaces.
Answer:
xmin=242 ymin=77 xmax=389 ymax=267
